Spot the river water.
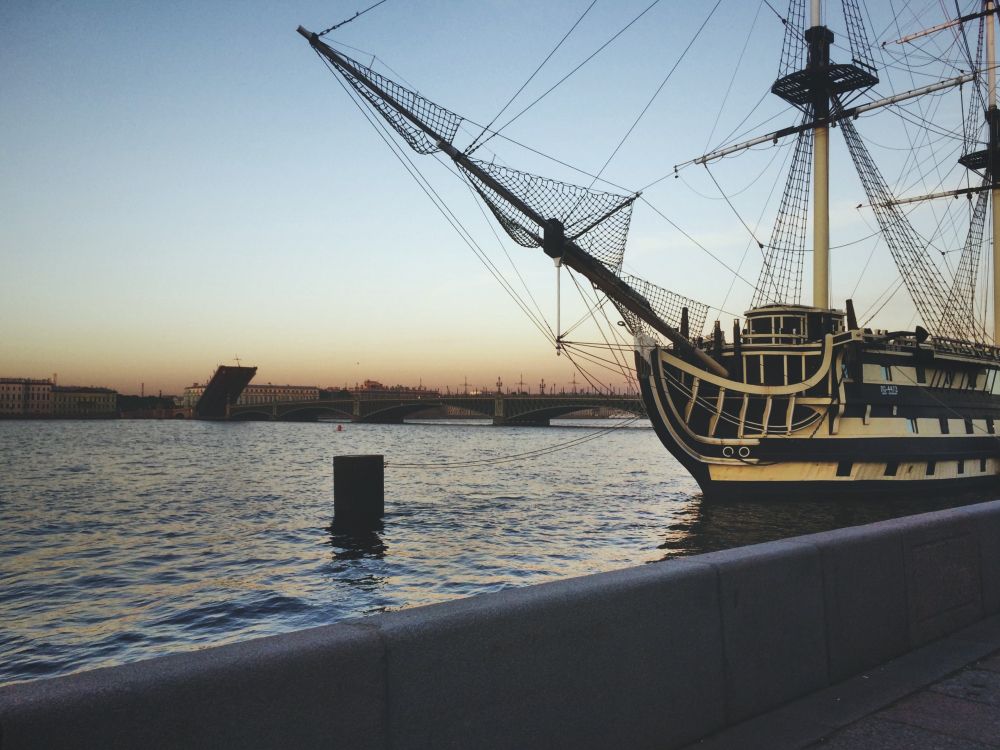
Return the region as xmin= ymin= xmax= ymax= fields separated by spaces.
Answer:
xmin=0 ymin=418 xmax=992 ymax=686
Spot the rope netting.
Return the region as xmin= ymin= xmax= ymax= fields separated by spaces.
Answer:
xmin=330 ymin=50 xmax=463 ymax=154
xmin=942 ymin=179 xmax=990 ymax=344
xmin=316 ymin=39 xmax=704 ymax=342
xmin=839 ymin=113 xmax=972 ymax=341
xmin=842 ymin=0 xmax=876 ymax=75
xmin=752 ymin=124 xmax=813 ymax=307
xmin=962 ymin=16 xmax=987 ymax=156
xmin=460 ymin=160 xmax=637 ymax=271
xmin=778 ymin=0 xmax=876 ymax=77
xmin=777 ymin=0 xmax=807 ymax=79
xmin=775 ymin=0 xmax=876 ymax=108
xmin=615 ymin=273 xmax=708 ymax=340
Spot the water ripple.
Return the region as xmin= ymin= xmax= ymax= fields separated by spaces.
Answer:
xmin=1 ymin=418 xmax=991 ymax=686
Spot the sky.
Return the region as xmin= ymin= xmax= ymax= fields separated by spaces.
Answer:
xmin=0 ymin=0 xmax=985 ymax=395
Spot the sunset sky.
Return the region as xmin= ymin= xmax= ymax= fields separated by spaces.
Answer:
xmin=1 ymin=1 xmax=976 ymax=394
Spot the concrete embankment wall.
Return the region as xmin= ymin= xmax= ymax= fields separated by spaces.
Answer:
xmin=2 ymin=500 xmax=999 ymax=750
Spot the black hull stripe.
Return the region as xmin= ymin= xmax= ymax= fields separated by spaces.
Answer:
xmin=698 ymin=474 xmax=1000 ymax=502
xmin=637 ymin=349 xmax=1000 ymax=499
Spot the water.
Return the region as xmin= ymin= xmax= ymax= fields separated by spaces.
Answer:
xmin=0 ymin=418 xmax=990 ymax=686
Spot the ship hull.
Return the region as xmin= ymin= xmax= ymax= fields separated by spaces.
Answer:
xmin=636 ymin=329 xmax=1000 ymax=502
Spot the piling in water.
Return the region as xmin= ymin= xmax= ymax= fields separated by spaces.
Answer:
xmin=333 ymin=455 xmax=384 ymax=525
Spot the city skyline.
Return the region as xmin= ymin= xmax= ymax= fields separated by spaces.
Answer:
xmin=0 ymin=362 xmax=629 ymax=397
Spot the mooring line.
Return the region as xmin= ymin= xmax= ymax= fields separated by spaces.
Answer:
xmin=384 ymin=417 xmax=642 ymax=469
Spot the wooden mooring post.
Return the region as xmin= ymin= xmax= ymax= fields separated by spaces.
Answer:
xmin=333 ymin=455 xmax=384 ymax=525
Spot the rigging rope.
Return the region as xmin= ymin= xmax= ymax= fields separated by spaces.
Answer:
xmin=568 ymin=271 xmax=634 ymax=383
xmin=861 ymin=278 xmax=906 ymax=326
xmin=314 ymin=3 xmax=853 ymax=352
xmin=720 ymin=135 xmax=797 ymax=314
xmin=704 ymin=0 xmax=766 ymax=152
xmin=466 ymin=0 xmax=599 ymax=155
xmin=562 ymin=345 xmax=623 ymax=394
xmin=639 ymin=196 xmax=756 ymax=288
xmin=703 ymin=164 xmax=767 ymax=253
xmin=385 ymin=416 xmax=643 ymax=468
xmin=458 ymin=175 xmax=554 ymax=338
xmin=321 ymin=44 xmax=643 ymax=398
xmin=563 ymin=345 xmax=636 ymax=393
xmin=472 ymin=0 xmax=664 ymax=154
xmin=318 ymin=0 xmax=391 ymax=36
xmin=837 ymin=104 xmax=974 ymax=341
xmin=873 ymin=6 xmax=993 ymax=337
xmin=762 ymin=0 xmax=787 ymax=26
xmin=317 ymin=51 xmax=558 ymax=348
xmin=580 ymin=0 xmax=722 ymax=196
xmin=751 ymin=124 xmax=813 ymax=307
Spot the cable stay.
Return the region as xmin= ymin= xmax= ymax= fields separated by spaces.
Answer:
xmin=674 ymin=72 xmax=976 ymax=171
xmin=385 ymin=417 xmax=643 ymax=470
xmin=298 ymin=27 xmax=726 ymax=376
xmin=465 ymin=0 xmax=598 ymax=156
xmin=468 ymin=0 xmax=665 ymax=157
xmin=885 ymin=7 xmax=996 ymax=47
xmin=317 ymin=0 xmax=391 ymax=37
xmin=942 ymin=179 xmax=991 ymax=342
xmin=308 ymin=22 xmax=688 ymax=392
xmin=318 ymin=53 xmax=558 ymax=350
xmin=298 ymin=1 xmax=1000 ymax=504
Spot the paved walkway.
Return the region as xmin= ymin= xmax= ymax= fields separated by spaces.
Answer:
xmin=685 ymin=615 xmax=1000 ymax=749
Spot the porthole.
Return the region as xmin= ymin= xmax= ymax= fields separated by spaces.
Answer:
xmin=722 ymin=446 xmax=734 ymax=457
xmin=738 ymin=447 xmax=750 ymax=458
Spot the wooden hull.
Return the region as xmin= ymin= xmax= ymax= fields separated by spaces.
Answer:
xmin=636 ymin=329 xmax=1000 ymax=502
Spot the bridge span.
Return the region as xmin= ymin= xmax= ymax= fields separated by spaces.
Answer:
xmin=228 ymin=393 xmax=645 ymax=426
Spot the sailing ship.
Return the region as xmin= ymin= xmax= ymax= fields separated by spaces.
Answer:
xmin=299 ymin=1 xmax=1000 ymax=500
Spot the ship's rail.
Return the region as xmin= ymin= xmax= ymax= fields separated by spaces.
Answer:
xmin=855 ymin=333 xmax=1000 ymax=363
xmin=685 ymin=326 xmax=1000 ymax=367
xmin=927 ymin=336 xmax=1000 ymax=361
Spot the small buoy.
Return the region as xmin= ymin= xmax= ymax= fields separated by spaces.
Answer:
xmin=337 ymin=424 xmax=343 ymax=432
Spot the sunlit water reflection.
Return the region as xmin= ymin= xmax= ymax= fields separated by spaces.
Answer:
xmin=0 ymin=418 xmax=992 ymax=685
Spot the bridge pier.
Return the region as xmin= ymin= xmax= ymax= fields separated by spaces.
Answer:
xmin=226 ymin=394 xmax=644 ymax=423
xmin=493 ymin=416 xmax=550 ymax=427
xmin=362 ymin=416 xmax=406 ymax=424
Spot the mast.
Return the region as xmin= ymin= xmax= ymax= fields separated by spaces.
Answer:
xmin=810 ymin=0 xmax=830 ymax=309
xmin=686 ymin=73 xmax=975 ymax=169
xmin=298 ymin=26 xmax=729 ymax=376
xmin=957 ymin=1 xmax=1000 ymax=343
xmin=767 ymin=0 xmax=875 ymax=312
xmin=990 ymin=0 xmax=1000 ymax=343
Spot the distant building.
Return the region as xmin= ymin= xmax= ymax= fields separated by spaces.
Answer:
xmin=182 ymin=385 xmax=202 ymax=409
xmin=182 ymin=382 xmax=320 ymax=408
xmin=238 ymin=384 xmax=320 ymax=405
xmin=351 ymin=380 xmax=440 ymax=400
xmin=117 ymin=394 xmax=186 ymax=419
xmin=0 ymin=378 xmax=53 ymax=417
xmin=53 ymin=386 xmax=117 ymax=417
